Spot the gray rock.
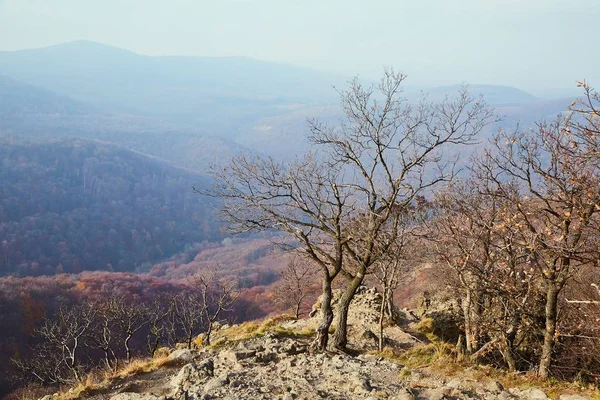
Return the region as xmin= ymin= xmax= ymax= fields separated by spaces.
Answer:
xmin=486 ymin=380 xmax=505 ymax=393
xmin=110 ymin=394 xmax=162 ymax=400
xmin=389 ymin=389 xmax=415 ymax=400
xmin=497 ymin=391 xmax=518 ymax=400
xmin=204 ymin=373 xmax=230 ymax=393
xmin=171 ymin=359 xmax=214 ymax=391
xmin=420 ymin=388 xmax=448 ymax=400
xmin=350 ymin=376 xmax=372 ymax=393
xmin=167 ymin=349 xmax=194 ymax=362
xmin=220 ymin=349 xmax=257 ymax=363
xmin=445 ymin=377 xmax=465 ymax=389
xmin=515 ymin=388 xmax=548 ymax=399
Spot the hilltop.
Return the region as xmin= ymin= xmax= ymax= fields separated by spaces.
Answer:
xmin=33 ymin=288 xmax=597 ymax=400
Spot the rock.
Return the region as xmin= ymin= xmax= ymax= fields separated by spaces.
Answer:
xmin=514 ymin=388 xmax=548 ymax=399
xmin=171 ymin=359 xmax=214 ymax=391
xmin=350 ymin=376 xmax=372 ymax=393
xmin=110 ymin=394 xmax=162 ymax=400
xmin=497 ymin=391 xmax=518 ymax=400
xmin=203 ymin=373 xmax=230 ymax=393
xmin=559 ymin=396 xmax=588 ymax=400
xmin=220 ymin=349 xmax=257 ymax=363
xmin=255 ymin=351 xmax=278 ymax=363
xmin=444 ymin=377 xmax=466 ymax=389
xmin=486 ymin=380 xmax=505 ymax=393
xmin=420 ymin=388 xmax=448 ymax=400
xmin=389 ymin=389 xmax=415 ymax=400
xmin=360 ymin=328 xmax=379 ymax=345
xmin=279 ymin=341 xmax=307 ymax=355
xmin=167 ymin=349 xmax=194 ymax=362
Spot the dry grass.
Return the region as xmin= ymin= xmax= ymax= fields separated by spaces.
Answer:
xmin=375 ymin=340 xmax=600 ymax=400
xmin=37 ymin=353 xmax=184 ymax=400
xmin=209 ymin=314 xmax=315 ymax=348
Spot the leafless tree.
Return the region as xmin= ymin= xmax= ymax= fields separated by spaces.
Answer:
xmin=273 ymin=255 xmax=319 ymax=319
xmin=111 ymin=297 xmax=150 ymax=363
xmin=14 ymin=303 xmax=95 ymax=384
xmin=373 ymin=239 xmax=409 ymax=351
xmin=86 ymin=299 xmax=118 ymax=371
xmin=310 ymin=70 xmax=495 ymax=350
xmin=168 ymin=292 xmax=203 ymax=349
xmin=145 ymin=297 xmax=171 ymax=357
xmin=431 ymin=178 xmax=539 ymax=370
xmin=191 ymin=269 xmax=239 ymax=346
xmin=206 ymin=69 xmax=495 ymax=351
xmin=205 ymin=152 xmax=349 ymax=350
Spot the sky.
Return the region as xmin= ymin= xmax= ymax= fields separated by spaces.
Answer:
xmin=0 ymin=0 xmax=597 ymax=93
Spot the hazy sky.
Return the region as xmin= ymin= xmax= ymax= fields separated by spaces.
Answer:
xmin=0 ymin=0 xmax=597 ymax=92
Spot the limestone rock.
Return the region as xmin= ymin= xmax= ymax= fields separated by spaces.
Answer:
xmin=167 ymin=348 xmax=194 ymax=362
xmin=110 ymin=394 xmax=162 ymax=400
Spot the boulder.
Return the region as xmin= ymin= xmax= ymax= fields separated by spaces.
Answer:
xmin=171 ymin=359 xmax=214 ymax=392
xmin=167 ymin=349 xmax=194 ymax=362
xmin=486 ymin=380 xmax=505 ymax=393
xmin=513 ymin=388 xmax=548 ymax=399
xmin=110 ymin=394 xmax=162 ymax=400
xmin=203 ymin=373 xmax=230 ymax=393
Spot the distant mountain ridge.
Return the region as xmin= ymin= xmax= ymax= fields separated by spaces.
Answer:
xmin=0 ymin=74 xmax=90 ymax=116
xmin=0 ymin=40 xmax=344 ymax=117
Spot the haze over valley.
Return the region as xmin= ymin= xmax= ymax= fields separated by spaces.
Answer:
xmin=1 ymin=1 xmax=599 ymax=397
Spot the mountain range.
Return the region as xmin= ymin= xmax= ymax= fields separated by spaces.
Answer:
xmin=0 ymin=41 xmax=579 ymax=277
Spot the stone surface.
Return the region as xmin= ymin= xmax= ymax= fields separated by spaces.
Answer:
xmin=167 ymin=349 xmax=194 ymax=362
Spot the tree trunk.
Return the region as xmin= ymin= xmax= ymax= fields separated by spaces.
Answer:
xmin=331 ymin=273 xmax=364 ymax=350
xmin=501 ymin=335 xmax=517 ymax=372
xmin=295 ymin=299 xmax=301 ymax=319
xmin=313 ymin=277 xmax=334 ymax=351
xmin=456 ymin=334 xmax=466 ymax=361
xmin=125 ymin=335 xmax=133 ymax=363
xmin=539 ymin=284 xmax=559 ymax=378
xmin=463 ymin=288 xmax=481 ymax=354
xmin=384 ymin=287 xmax=396 ymax=322
xmin=378 ymin=287 xmax=387 ymax=351
xmin=204 ymin=322 xmax=213 ymax=346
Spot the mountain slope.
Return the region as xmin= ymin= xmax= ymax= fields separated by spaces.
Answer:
xmin=0 ymin=41 xmax=344 ymax=118
xmin=0 ymin=137 xmax=221 ymax=276
xmin=0 ymin=74 xmax=90 ymax=116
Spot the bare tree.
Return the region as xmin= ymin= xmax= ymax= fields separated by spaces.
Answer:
xmin=373 ymin=240 xmax=409 ymax=351
xmin=145 ymin=297 xmax=171 ymax=357
xmin=111 ymin=297 xmax=150 ymax=363
xmin=205 ymin=152 xmax=350 ymax=350
xmin=206 ymin=69 xmax=495 ymax=351
xmin=86 ymin=299 xmax=118 ymax=371
xmin=168 ymin=292 xmax=203 ymax=349
xmin=310 ymin=70 xmax=495 ymax=350
xmin=14 ymin=303 xmax=96 ymax=384
xmin=273 ymin=255 xmax=319 ymax=319
xmin=192 ymin=269 xmax=239 ymax=346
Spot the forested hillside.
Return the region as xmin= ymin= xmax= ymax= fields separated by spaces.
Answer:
xmin=0 ymin=137 xmax=221 ymax=276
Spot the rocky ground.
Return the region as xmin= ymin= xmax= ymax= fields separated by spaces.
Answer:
xmin=54 ymin=288 xmax=596 ymax=400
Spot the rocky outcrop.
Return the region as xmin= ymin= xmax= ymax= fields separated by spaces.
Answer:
xmin=75 ymin=288 xmax=592 ymax=400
